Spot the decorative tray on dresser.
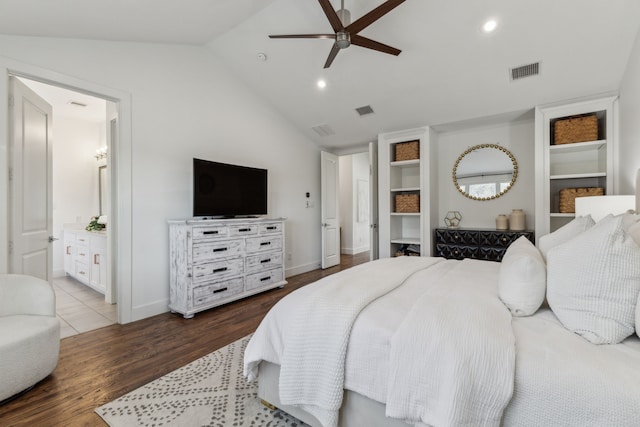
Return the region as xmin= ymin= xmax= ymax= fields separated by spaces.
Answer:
xmin=434 ymin=228 xmax=534 ymax=262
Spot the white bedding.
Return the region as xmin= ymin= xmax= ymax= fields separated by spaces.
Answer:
xmin=244 ymin=256 xmax=640 ymax=427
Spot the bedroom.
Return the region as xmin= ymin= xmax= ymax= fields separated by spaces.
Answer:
xmin=1 ymin=0 xmax=640 ymax=425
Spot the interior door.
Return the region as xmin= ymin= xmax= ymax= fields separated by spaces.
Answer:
xmin=321 ymin=151 xmax=340 ymax=269
xmin=369 ymin=142 xmax=379 ymax=261
xmin=8 ymin=76 xmax=53 ymax=281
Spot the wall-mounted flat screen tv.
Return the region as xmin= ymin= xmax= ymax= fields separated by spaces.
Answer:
xmin=193 ymin=158 xmax=267 ymax=218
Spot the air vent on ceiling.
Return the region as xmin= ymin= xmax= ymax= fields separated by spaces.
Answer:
xmin=355 ymin=105 xmax=375 ymax=116
xmin=311 ymin=124 xmax=336 ymax=137
xmin=510 ymin=62 xmax=540 ymax=81
xmin=68 ymin=100 xmax=88 ymax=107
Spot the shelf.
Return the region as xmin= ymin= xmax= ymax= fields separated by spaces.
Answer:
xmin=550 ymin=213 xmax=576 ymax=218
xmin=391 ymin=212 xmax=420 ymax=216
xmin=549 ymin=139 xmax=606 ymax=153
xmin=391 ymin=187 xmax=420 ymax=192
xmin=390 ymin=159 xmax=420 ymax=168
xmin=550 ymin=172 xmax=606 ymax=180
xmin=391 ymin=237 xmax=421 ymax=245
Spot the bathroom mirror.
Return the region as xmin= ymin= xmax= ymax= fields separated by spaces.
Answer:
xmin=452 ymin=144 xmax=518 ymax=200
xmin=99 ymin=165 xmax=107 ymax=215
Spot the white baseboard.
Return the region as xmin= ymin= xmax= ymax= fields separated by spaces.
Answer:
xmin=131 ymin=299 xmax=170 ymax=322
xmin=340 ymin=246 xmax=370 ymax=255
xmin=285 ymin=261 xmax=321 ymax=278
xmin=52 ymin=268 xmax=66 ymax=279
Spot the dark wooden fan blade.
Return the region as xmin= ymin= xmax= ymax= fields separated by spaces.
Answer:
xmin=269 ymin=34 xmax=335 ymax=39
xmin=347 ymin=0 xmax=406 ymax=34
xmin=351 ymin=34 xmax=401 ymax=56
xmin=324 ymin=43 xmax=341 ymax=68
xmin=318 ymin=0 xmax=344 ymax=32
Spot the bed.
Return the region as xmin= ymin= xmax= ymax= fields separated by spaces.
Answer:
xmin=244 ymin=194 xmax=640 ymax=427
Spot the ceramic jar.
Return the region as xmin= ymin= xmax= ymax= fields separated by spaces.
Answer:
xmin=495 ymin=214 xmax=509 ymax=230
xmin=509 ymin=209 xmax=525 ymax=231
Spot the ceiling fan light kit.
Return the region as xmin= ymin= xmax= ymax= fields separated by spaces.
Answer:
xmin=268 ymin=0 xmax=406 ymax=68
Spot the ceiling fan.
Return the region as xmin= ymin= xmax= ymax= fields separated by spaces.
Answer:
xmin=269 ymin=0 xmax=406 ymax=68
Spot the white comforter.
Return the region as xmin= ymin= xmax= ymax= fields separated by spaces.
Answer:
xmin=244 ymin=257 xmax=515 ymax=427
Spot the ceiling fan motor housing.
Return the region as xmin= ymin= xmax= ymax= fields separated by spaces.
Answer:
xmin=336 ymin=31 xmax=351 ymax=49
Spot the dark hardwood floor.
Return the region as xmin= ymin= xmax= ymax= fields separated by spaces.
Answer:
xmin=0 ymin=252 xmax=370 ymax=427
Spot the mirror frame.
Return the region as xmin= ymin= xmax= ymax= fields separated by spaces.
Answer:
xmin=99 ymin=165 xmax=107 ymax=216
xmin=452 ymin=143 xmax=518 ymax=201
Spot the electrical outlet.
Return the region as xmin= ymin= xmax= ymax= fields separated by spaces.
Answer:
xmin=287 ymin=252 xmax=292 ymax=261
xmin=306 ymin=199 xmax=315 ymax=208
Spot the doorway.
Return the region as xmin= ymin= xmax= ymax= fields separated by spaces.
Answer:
xmin=12 ymin=76 xmax=117 ymax=335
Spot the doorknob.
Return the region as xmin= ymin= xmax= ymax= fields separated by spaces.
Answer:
xmin=48 ymin=236 xmax=58 ymax=243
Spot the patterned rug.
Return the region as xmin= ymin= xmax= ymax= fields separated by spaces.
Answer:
xmin=96 ymin=335 xmax=308 ymax=426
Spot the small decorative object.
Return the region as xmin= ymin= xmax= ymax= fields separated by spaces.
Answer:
xmin=509 ymin=209 xmax=525 ymax=231
xmin=86 ymin=216 xmax=106 ymax=232
xmin=496 ymin=214 xmax=509 ymax=230
xmin=444 ymin=211 xmax=462 ymax=228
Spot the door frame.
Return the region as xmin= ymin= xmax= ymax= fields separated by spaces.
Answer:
xmin=0 ymin=58 xmax=134 ymax=324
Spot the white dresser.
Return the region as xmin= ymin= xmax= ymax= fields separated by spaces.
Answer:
xmin=168 ymin=217 xmax=287 ymax=318
xmin=63 ymin=229 xmax=108 ymax=294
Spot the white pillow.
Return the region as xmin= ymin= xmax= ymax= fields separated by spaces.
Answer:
xmin=547 ymin=214 xmax=640 ymax=344
xmin=637 ymin=292 xmax=640 ymax=340
xmin=498 ymin=236 xmax=546 ymax=317
xmin=538 ymin=215 xmax=595 ymax=261
xmin=622 ymin=211 xmax=640 ymax=248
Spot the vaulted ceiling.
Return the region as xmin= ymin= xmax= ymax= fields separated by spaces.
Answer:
xmin=2 ymin=0 xmax=639 ymax=151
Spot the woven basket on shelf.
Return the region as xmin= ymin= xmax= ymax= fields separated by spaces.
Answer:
xmin=553 ymin=114 xmax=598 ymax=145
xmin=394 ymin=140 xmax=419 ymax=161
xmin=558 ymin=187 xmax=604 ymax=213
xmin=395 ymin=194 xmax=419 ymax=213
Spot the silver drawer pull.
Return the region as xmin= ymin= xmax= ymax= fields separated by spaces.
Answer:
xmin=260 ymin=276 xmax=271 ymax=282
xmin=260 ymin=258 xmax=271 ymax=264
xmin=213 ymin=247 xmax=228 ymax=252
xmin=260 ymin=242 xmax=271 ymax=246
xmin=203 ymin=230 xmax=219 ymax=235
xmin=213 ymin=287 xmax=228 ymax=294
xmin=213 ymin=267 xmax=228 ymax=273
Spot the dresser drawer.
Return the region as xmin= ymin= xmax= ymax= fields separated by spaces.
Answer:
xmin=434 ymin=229 xmax=479 ymax=246
xmin=75 ymin=244 xmax=91 ymax=263
xmin=245 ymin=268 xmax=284 ymax=292
xmin=479 ymin=231 xmax=530 ymax=248
xmin=259 ymin=222 xmax=283 ymax=234
xmin=192 ymin=239 xmax=244 ymax=262
xmin=193 ymin=277 xmax=244 ymax=307
xmin=75 ymin=261 xmax=90 ymax=284
xmin=435 ymin=244 xmax=478 ymax=260
xmin=192 ymin=257 xmax=243 ymax=283
xmin=229 ymin=224 xmax=258 ymax=236
xmin=246 ymin=236 xmax=282 ymax=253
xmin=245 ymin=251 xmax=283 ymax=273
xmin=76 ymin=234 xmax=90 ymax=246
xmin=192 ymin=226 xmax=229 ymax=240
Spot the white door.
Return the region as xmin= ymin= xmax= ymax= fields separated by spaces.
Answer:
xmin=321 ymin=151 xmax=340 ymax=268
xmin=8 ymin=76 xmax=53 ymax=281
xmin=368 ymin=142 xmax=379 ymax=261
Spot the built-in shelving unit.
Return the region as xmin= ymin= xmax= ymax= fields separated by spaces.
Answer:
xmin=378 ymin=127 xmax=438 ymax=258
xmin=534 ymin=96 xmax=618 ymax=238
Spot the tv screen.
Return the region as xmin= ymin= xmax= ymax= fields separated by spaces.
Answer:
xmin=193 ymin=158 xmax=267 ymax=218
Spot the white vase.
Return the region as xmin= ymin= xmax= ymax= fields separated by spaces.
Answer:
xmin=496 ymin=214 xmax=509 ymax=230
xmin=509 ymin=209 xmax=525 ymax=231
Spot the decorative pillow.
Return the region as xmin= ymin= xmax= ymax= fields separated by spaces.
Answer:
xmin=538 ymin=215 xmax=595 ymax=261
xmin=637 ymin=292 xmax=640 ymax=340
xmin=546 ymin=214 xmax=640 ymax=344
xmin=498 ymin=236 xmax=546 ymax=317
xmin=622 ymin=211 xmax=640 ymax=248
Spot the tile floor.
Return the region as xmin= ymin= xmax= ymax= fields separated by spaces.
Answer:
xmin=53 ymin=276 xmax=117 ymax=339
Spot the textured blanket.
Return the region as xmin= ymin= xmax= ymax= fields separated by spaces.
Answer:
xmin=245 ymin=256 xmax=443 ymax=427
xmin=385 ymin=260 xmax=515 ymax=427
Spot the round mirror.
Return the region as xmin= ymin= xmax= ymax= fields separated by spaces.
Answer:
xmin=452 ymin=144 xmax=518 ymax=201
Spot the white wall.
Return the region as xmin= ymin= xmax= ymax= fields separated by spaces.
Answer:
xmin=52 ymin=116 xmax=105 ymax=277
xmin=339 ymin=153 xmax=370 ymax=255
xmin=0 ymin=35 xmax=322 ymax=321
xmin=619 ymin=27 xmax=640 ymax=195
xmin=437 ymin=119 xmax=536 ymax=230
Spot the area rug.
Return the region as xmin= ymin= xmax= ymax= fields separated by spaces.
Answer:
xmin=96 ymin=335 xmax=308 ymax=426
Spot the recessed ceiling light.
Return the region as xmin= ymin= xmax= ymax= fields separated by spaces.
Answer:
xmin=483 ymin=19 xmax=497 ymax=33
xmin=317 ymin=79 xmax=327 ymax=89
